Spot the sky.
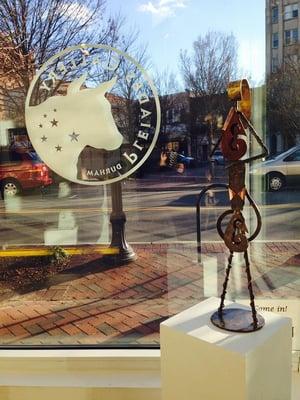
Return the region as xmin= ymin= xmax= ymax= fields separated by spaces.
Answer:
xmin=107 ymin=0 xmax=266 ymax=87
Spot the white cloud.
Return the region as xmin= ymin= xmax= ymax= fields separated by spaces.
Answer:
xmin=60 ymin=3 xmax=93 ymax=23
xmin=138 ymin=0 xmax=188 ymax=22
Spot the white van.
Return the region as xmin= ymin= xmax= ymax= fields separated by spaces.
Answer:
xmin=250 ymin=145 xmax=300 ymax=191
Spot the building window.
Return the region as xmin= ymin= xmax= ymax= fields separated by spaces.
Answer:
xmin=272 ymin=32 xmax=279 ymax=48
xmin=167 ymin=109 xmax=174 ymax=123
xmin=272 ymin=6 xmax=279 ymax=23
xmin=271 ymin=57 xmax=279 ymax=72
xmin=173 ymin=108 xmax=180 ymax=123
xmin=284 ymin=3 xmax=298 ymax=20
xmin=285 ymin=28 xmax=298 ymax=45
xmin=180 ymin=108 xmax=186 ymax=123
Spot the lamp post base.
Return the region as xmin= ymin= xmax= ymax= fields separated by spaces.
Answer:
xmin=105 ymin=182 xmax=137 ymax=265
xmin=106 ymin=213 xmax=137 ymax=264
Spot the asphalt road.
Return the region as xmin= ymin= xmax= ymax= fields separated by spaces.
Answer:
xmin=0 ymin=180 xmax=299 ymax=246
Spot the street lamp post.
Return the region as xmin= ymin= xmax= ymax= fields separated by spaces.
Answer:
xmin=108 ymin=181 xmax=136 ymax=264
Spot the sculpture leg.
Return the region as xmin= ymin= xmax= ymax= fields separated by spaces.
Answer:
xmin=244 ymin=250 xmax=258 ymax=328
xmin=211 ymin=249 xmax=264 ymax=332
xmin=218 ymin=251 xmax=234 ymax=317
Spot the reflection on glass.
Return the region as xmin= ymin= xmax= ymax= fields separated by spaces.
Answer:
xmin=0 ymin=0 xmax=298 ymax=348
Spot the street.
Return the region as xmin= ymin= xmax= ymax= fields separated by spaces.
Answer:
xmin=0 ymin=178 xmax=299 ymax=246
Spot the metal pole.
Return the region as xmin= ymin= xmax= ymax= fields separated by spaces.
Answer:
xmin=108 ymin=181 xmax=136 ymax=264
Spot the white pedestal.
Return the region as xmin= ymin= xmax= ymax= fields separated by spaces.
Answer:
xmin=161 ymin=297 xmax=292 ymax=400
xmin=44 ymin=210 xmax=78 ymax=245
xmin=44 ymin=227 xmax=78 ymax=245
xmin=58 ymin=211 xmax=76 ymax=230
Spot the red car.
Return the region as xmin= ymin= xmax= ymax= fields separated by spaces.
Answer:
xmin=0 ymin=150 xmax=52 ymax=197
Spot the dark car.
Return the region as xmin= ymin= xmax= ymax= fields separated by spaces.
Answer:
xmin=0 ymin=150 xmax=52 ymax=197
xmin=177 ymin=153 xmax=195 ymax=167
xmin=211 ymin=150 xmax=225 ymax=165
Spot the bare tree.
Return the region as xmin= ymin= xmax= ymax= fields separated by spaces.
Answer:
xmin=267 ymin=59 xmax=300 ymax=148
xmin=113 ymin=42 xmax=150 ymax=142
xmin=179 ymin=31 xmax=238 ymax=96
xmin=0 ymin=0 xmax=125 ymax=121
xmin=153 ymin=68 xmax=181 ymax=135
xmin=179 ymin=31 xmax=238 ymax=161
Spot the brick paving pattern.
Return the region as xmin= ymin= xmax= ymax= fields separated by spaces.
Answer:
xmin=0 ymin=241 xmax=299 ymax=346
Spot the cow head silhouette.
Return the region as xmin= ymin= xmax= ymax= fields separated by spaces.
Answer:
xmin=25 ymin=74 xmax=123 ymax=182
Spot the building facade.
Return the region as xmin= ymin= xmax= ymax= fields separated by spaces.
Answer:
xmin=266 ymin=0 xmax=300 ymax=75
xmin=266 ymin=0 xmax=300 ymax=153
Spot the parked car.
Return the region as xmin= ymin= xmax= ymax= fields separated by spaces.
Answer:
xmin=250 ymin=145 xmax=300 ymax=191
xmin=211 ymin=150 xmax=225 ymax=165
xmin=0 ymin=150 xmax=52 ymax=197
xmin=177 ymin=153 xmax=195 ymax=167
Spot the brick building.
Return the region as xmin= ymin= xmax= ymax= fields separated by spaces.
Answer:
xmin=266 ymin=0 xmax=300 ymax=75
xmin=0 ymin=34 xmax=31 ymax=147
xmin=266 ymin=0 xmax=300 ymax=152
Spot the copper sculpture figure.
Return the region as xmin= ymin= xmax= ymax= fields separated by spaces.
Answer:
xmin=202 ymin=79 xmax=268 ymax=332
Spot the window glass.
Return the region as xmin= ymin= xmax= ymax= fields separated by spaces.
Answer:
xmin=0 ymin=151 xmax=22 ymax=163
xmin=284 ymin=150 xmax=300 ymax=162
xmin=272 ymin=57 xmax=279 ymax=72
xmin=272 ymin=6 xmax=279 ymax=23
xmin=284 ymin=3 xmax=298 ymax=19
xmin=0 ymin=0 xmax=298 ymax=349
xmin=272 ymin=32 xmax=279 ymax=48
xmin=285 ymin=28 xmax=298 ymax=45
xmin=293 ymin=28 xmax=299 ymax=42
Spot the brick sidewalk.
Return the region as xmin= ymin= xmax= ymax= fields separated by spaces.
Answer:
xmin=0 ymin=241 xmax=299 ymax=346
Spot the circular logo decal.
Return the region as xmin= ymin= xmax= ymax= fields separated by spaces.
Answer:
xmin=25 ymin=44 xmax=160 ymax=185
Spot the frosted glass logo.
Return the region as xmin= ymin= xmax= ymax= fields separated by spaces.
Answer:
xmin=25 ymin=44 xmax=160 ymax=185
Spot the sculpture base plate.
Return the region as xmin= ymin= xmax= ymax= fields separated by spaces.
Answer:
xmin=211 ymin=308 xmax=265 ymax=332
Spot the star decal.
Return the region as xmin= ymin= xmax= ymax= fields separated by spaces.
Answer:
xmin=69 ymin=131 xmax=80 ymax=142
xmin=41 ymin=135 xmax=47 ymax=142
xmin=51 ymin=118 xmax=58 ymax=127
xmin=55 ymin=145 xmax=62 ymax=152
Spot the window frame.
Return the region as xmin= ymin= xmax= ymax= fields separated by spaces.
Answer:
xmin=284 ymin=3 xmax=299 ymax=20
xmin=285 ymin=28 xmax=298 ymax=45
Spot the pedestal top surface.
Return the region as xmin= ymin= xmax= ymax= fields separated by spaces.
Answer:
xmin=161 ymin=297 xmax=292 ymax=354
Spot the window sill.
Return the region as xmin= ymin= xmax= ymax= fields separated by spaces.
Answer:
xmin=0 ymin=348 xmax=299 ymax=400
xmin=0 ymin=349 xmax=161 ymax=388
xmin=284 ymin=17 xmax=298 ymax=21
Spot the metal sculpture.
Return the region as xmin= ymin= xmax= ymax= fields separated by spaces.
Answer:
xmin=198 ymin=79 xmax=268 ymax=332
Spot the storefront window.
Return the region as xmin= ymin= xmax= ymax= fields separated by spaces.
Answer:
xmin=0 ymin=0 xmax=298 ymax=349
